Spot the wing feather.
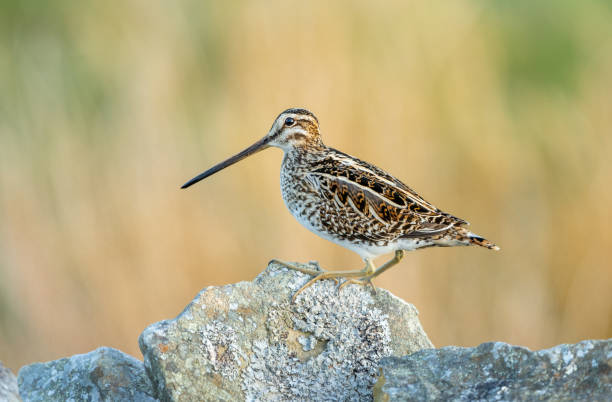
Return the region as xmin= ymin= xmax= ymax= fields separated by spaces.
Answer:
xmin=307 ymin=148 xmax=467 ymax=240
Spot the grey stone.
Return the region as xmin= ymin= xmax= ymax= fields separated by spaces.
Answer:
xmin=375 ymin=339 xmax=612 ymax=401
xmin=18 ymin=347 xmax=158 ymax=401
xmin=0 ymin=360 xmax=20 ymax=402
xmin=139 ymin=262 xmax=433 ymax=401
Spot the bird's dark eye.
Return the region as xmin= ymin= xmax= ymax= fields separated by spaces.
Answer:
xmin=284 ymin=117 xmax=295 ymax=127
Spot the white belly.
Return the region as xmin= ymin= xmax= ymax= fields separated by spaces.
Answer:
xmin=287 ymin=204 xmax=433 ymax=260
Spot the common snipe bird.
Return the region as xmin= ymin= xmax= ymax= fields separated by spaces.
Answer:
xmin=182 ymin=108 xmax=499 ymax=301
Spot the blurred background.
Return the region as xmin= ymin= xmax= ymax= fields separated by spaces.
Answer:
xmin=1 ymin=0 xmax=611 ymax=372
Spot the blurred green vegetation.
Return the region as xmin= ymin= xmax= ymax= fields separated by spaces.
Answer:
xmin=1 ymin=0 xmax=611 ymax=371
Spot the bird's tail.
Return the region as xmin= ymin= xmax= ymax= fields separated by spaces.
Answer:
xmin=467 ymin=232 xmax=500 ymax=250
xmin=440 ymin=226 xmax=500 ymax=250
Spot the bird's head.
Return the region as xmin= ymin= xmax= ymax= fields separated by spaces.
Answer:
xmin=265 ymin=108 xmax=322 ymax=151
xmin=181 ymin=108 xmax=322 ymax=189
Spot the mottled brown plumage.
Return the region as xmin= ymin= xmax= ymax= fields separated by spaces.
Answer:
xmin=182 ymin=108 xmax=499 ymax=301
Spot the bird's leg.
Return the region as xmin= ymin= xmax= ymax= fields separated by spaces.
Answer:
xmin=338 ymin=250 xmax=405 ymax=291
xmin=367 ymin=250 xmax=405 ymax=280
xmin=291 ymin=259 xmax=378 ymax=303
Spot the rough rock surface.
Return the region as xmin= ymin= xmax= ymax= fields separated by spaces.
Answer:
xmin=0 ymin=360 xmax=20 ymax=402
xmin=18 ymin=347 xmax=157 ymax=402
xmin=375 ymin=339 xmax=612 ymax=401
xmin=139 ymin=262 xmax=433 ymax=401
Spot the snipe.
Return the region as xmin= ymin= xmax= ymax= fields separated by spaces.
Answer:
xmin=182 ymin=108 xmax=499 ymax=301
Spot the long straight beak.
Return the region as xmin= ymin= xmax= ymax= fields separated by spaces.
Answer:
xmin=181 ymin=136 xmax=270 ymax=189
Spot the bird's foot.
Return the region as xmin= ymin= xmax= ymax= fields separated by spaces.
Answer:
xmin=270 ymin=259 xmax=381 ymax=302
xmin=291 ymin=270 xmax=349 ymax=302
xmin=338 ymin=277 xmax=377 ymax=294
xmin=290 ymin=262 xmax=377 ymax=303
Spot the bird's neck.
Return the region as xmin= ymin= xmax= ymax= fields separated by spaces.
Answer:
xmin=282 ymin=141 xmax=327 ymax=171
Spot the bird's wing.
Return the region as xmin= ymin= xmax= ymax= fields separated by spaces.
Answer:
xmin=330 ymin=149 xmax=469 ymax=225
xmin=307 ymin=150 xmax=465 ymax=239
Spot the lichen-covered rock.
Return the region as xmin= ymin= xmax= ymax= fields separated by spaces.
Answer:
xmin=139 ymin=262 xmax=433 ymax=401
xmin=0 ymin=361 xmax=20 ymax=402
xmin=375 ymin=339 xmax=612 ymax=401
xmin=18 ymin=347 xmax=158 ymax=402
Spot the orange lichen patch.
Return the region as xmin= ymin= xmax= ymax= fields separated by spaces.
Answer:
xmin=215 ymin=344 xmax=228 ymax=359
xmin=284 ymin=328 xmax=328 ymax=362
xmin=199 ymin=290 xmax=232 ymax=319
xmin=158 ymin=343 xmax=169 ymax=354
xmin=212 ymin=373 xmax=223 ymax=388
xmin=236 ymin=307 xmax=255 ymax=316
xmin=372 ymin=369 xmax=389 ymax=402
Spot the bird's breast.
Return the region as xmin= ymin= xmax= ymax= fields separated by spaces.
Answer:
xmin=280 ymin=168 xmax=317 ymax=218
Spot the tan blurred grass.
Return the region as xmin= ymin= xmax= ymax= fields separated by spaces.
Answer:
xmin=1 ymin=0 xmax=612 ymax=371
